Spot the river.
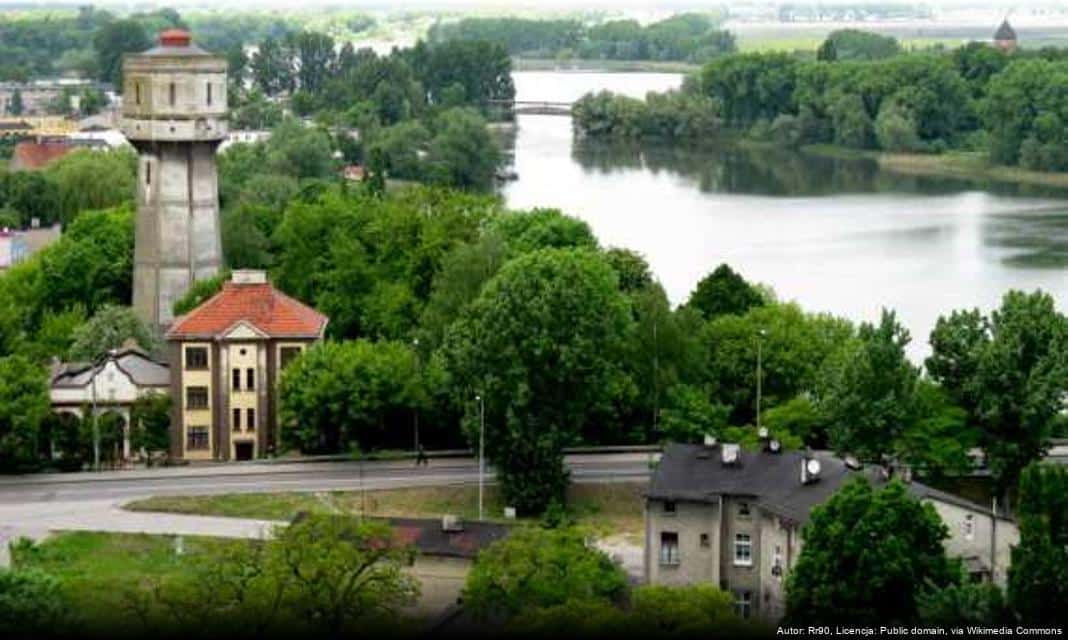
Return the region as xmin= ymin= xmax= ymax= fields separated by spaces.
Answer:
xmin=502 ymin=71 xmax=1068 ymax=359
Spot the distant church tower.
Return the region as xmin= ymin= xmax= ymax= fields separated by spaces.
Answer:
xmin=121 ymin=29 xmax=227 ymax=326
xmin=994 ymin=19 xmax=1018 ymax=53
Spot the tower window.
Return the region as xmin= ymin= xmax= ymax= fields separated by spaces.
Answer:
xmin=207 ymin=82 xmax=213 ymax=106
xmin=135 ymin=83 xmax=141 ymax=105
xmin=145 ymin=162 xmax=151 ymax=186
xmin=169 ymin=82 xmax=176 ymax=106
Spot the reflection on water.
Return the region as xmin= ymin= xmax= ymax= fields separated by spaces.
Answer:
xmin=501 ymin=73 xmax=1068 ymax=359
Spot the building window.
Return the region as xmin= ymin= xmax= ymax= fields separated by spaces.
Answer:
xmin=772 ymin=545 xmax=784 ymax=578
xmin=700 ymin=533 xmax=711 ymax=548
xmin=280 ymin=347 xmax=302 ymax=369
xmin=663 ymin=500 xmax=676 ymax=515
xmin=735 ymin=590 xmax=752 ymax=619
xmin=206 ymin=82 xmax=212 ymax=106
xmin=232 ymin=408 xmax=241 ymax=432
xmin=169 ymin=82 xmax=176 ymax=106
xmin=135 ymin=83 xmax=141 ymax=105
xmin=734 ymin=533 xmax=752 ymax=566
xmin=186 ymin=387 xmax=209 ymax=410
xmin=146 ymin=161 xmax=151 ymax=186
xmin=185 ymin=347 xmax=208 ymax=370
xmin=186 ymin=426 xmax=209 ymax=450
xmin=963 ymin=514 xmax=975 ymax=541
xmin=246 ymin=368 xmax=255 ymax=391
xmin=232 ymin=368 xmax=241 ymax=391
xmin=660 ymin=532 xmax=679 ymax=566
xmin=738 ymin=502 xmax=751 ymax=518
xmin=247 ymin=408 xmax=255 ymax=431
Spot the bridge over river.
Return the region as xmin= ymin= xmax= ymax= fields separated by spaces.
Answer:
xmin=488 ymin=99 xmax=573 ymax=116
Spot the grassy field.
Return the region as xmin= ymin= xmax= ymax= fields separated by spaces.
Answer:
xmin=127 ymin=481 xmax=647 ymax=540
xmin=11 ymin=531 xmax=244 ymax=636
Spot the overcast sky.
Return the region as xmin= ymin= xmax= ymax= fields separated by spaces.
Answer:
xmin=0 ymin=1 xmax=1060 ymax=10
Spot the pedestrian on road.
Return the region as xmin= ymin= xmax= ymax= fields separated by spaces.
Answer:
xmin=416 ymin=444 xmax=429 ymax=467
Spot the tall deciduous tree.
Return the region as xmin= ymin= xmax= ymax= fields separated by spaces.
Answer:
xmin=1008 ymin=463 xmax=1068 ymax=624
xmin=68 ymin=305 xmax=160 ymax=362
xmin=926 ymin=290 xmax=1067 ymax=495
xmin=92 ymin=19 xmax=150 ymax=88
xmin=685 ymin=263 xmax=766 ymax=320
xmin=463 ymin=527 xmax=628 ymax=621
xmin=785 ymin=478 xmax=955 ymax=625
xmin=442 ymin=249 xmax=633 ymax=513
xmin=0 ymin=355 xmax=50 ymax=469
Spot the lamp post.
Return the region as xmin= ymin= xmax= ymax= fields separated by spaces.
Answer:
xmin=91 ymin=363 xmax=99 ymax=471
xmin=475 ymin=393 xmax=485 ymax=521
xmin=756 ymin=328 xmax=767 ymax=433
xmin=412 ymin=337 xmax=420 ymax=453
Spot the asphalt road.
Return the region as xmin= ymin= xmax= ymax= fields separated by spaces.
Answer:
xmin=0 ymin=453 xmax=656 ymax=567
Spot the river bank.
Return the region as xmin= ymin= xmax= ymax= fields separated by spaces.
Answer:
xmin=512 ymin=57 xmax=699 ymax=74
xmin=800 ymin=144 xmax=1068 ymax=191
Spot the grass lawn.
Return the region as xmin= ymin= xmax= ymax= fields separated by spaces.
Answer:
xmin=11 ymin=531 xmax=243 ymax=636
xmin=126 ymin=481 xmax=647 ymax=541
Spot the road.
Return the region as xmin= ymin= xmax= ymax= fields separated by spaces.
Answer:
xmin=0 ymin=453 xmax=655 ymax=567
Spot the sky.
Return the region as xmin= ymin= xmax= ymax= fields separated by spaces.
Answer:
xmin=0 ymin=1 xmax=1060 ymax=10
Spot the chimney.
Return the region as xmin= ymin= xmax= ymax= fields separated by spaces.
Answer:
xmin=721 ymin=443 xmax=740 ymax=466
xmin=442 ymin=514 xmax=463 ymax=533
xmin=231 ymin=269 xmax=268 ymax=285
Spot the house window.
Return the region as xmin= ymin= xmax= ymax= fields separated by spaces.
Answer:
xmin=186 ymin=387 xmax=209 ymax=410
xmin=246 ymin=408 xmax=255 ymax=431
xmin=963 ymin=514 xmax=975 ymax=541
xmin=700 ymin=533 xmax=711 ymax=548
xmin=146 ymin=161 xmax=151 ymax=186
xmin=232 ymin=368 xmax=241 ymax=391
xmin=734 ymin=533 xmax=752 ymax=566
xmin=663 ymin=500 xmax=676 ymax=515
xmin=246 ymin=368 xmax=255 ymax=391
xmin=169 ymin=82 xmax=176 ymax=106
xmin=772 ymin=545 xmax=784 ymax=578
xmin=738 ymin=502 xmax=751 ymax=518
xmin=232 ymin=408 xmax=241 ymax=431
xmin=660 ymin=532 xmax=679 ymax=566
xmin=735 ymin=590 xmax=752 ymax=619
xmin=186 ymin=426 xmax=209 ymax=450
xmin=185 ymin=347 xmax=208 ymax=370
xmin=206 ymin=82 xmax=213 ymax=106
xmin=280 ymin=347 xmax=302 ymax=369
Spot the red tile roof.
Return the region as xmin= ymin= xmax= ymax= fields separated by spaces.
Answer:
xmin=167 ymin=281 xmax=328 ymax=340
xmin=10 ymin=141 xmax=72 ymax=170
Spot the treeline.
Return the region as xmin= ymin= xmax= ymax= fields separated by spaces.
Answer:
xmin=428 ymin=13 xmax=736 ymax=64
xmin=573 ymin=38 xmax=1068 ymax=172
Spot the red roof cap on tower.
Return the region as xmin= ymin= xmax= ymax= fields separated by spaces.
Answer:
xmin=159 ymin=29 xmax=192 ymax=47
xmin=167 ymin=273 xmax=328 ymax=340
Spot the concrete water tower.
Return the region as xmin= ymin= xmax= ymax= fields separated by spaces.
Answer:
xmin=121 ymin=29 xmax=227 ymax=326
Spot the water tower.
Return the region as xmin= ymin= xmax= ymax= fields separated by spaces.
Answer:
xmin=121 ymin=29 xmax=227 ymax=326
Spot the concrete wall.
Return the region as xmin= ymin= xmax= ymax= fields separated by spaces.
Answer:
xmin=645 ymin=498 xmax=722 ymax=587
xmin=927 ymin=498 xmax=1019 ymax=587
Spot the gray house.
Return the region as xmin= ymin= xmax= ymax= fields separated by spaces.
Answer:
xmin=644 ymin=442 xmax=1018 ymax=622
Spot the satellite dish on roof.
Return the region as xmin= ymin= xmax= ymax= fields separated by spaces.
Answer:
xmin=806 ymin=459 xmax=821 ymax=476
xmin=769 ymin=439 xmax=781 ymax=453
xmin=721 ymin=443 xmax=740 ymax=465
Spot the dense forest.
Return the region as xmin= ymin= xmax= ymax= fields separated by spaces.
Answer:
xmin=573 ymin=34 xmax=1068 ymax=173
xmin=427 ymin=13 xmax=736 ymax=64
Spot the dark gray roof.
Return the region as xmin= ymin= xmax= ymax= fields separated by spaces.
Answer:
xmin=994 ymin=20 xmax=1017 ymax=41
xmin=292 ymin=514 xmax=511 ymax=559
xmin=51 ymin=347 xmax=169 ymax=389
xmin=649 ymin=444 xmax=1004 ymax=525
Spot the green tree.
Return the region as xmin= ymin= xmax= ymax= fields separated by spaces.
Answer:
xmin=685 ymin=263 xmax=766 ymax=320
xmin=0 ymin=356 xmax=50 ymax=469
xmin=425 ymin=108 xmax=501 ymax=190
xmin=822 ymin=309 xmax=919 ymax=464
xmin=785 ymin=478 xmax=956 ymax=625
xmin=463 ymin=527 xmax=628 ymax=621
xmin=442 ymin=249 xmax=633 ymax=513
xmin=129 ymin=392 xmax=171 ymax=463
xmin=820 ymin=29 xmax=901 ymax=61
xmin=265 ymin=119 xmax=335 ymax=180
xmin=658 ymin=384 xmax=729 ymax=444
xmin=68 ymin=305 xmax=160 ymax=362
xmin=918 ymin=582 xmax=1008 ymax=626
xmin=92 ymin=19 xmax=151 ymax=88
xmin=926 ymin=291 xmax=1067 ymax=494
xmin=8 ymin=89 xmax=23 ymax=116
xmin=45 ymin=149 xmax=136 ymax=225
xmin=1007 ymin=463 xmax=1068 ymax=624
xmin=490 ymin=208 xmax=598 ymax=256
xmin=279 ymin=340 xmax=425 ymax=454
xmin=627 ymin=584 xmax=741 ymax=634
xmin=172 ymin=272 xmax=227 ymax=318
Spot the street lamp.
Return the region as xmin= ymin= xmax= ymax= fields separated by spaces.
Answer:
xmin=412 ymin=338 xmax=420 ymax=454
xmin=756 ymin=328 xmax=767 ymax=433
xmin=475 ymin=393 xmax=485 ymax=521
